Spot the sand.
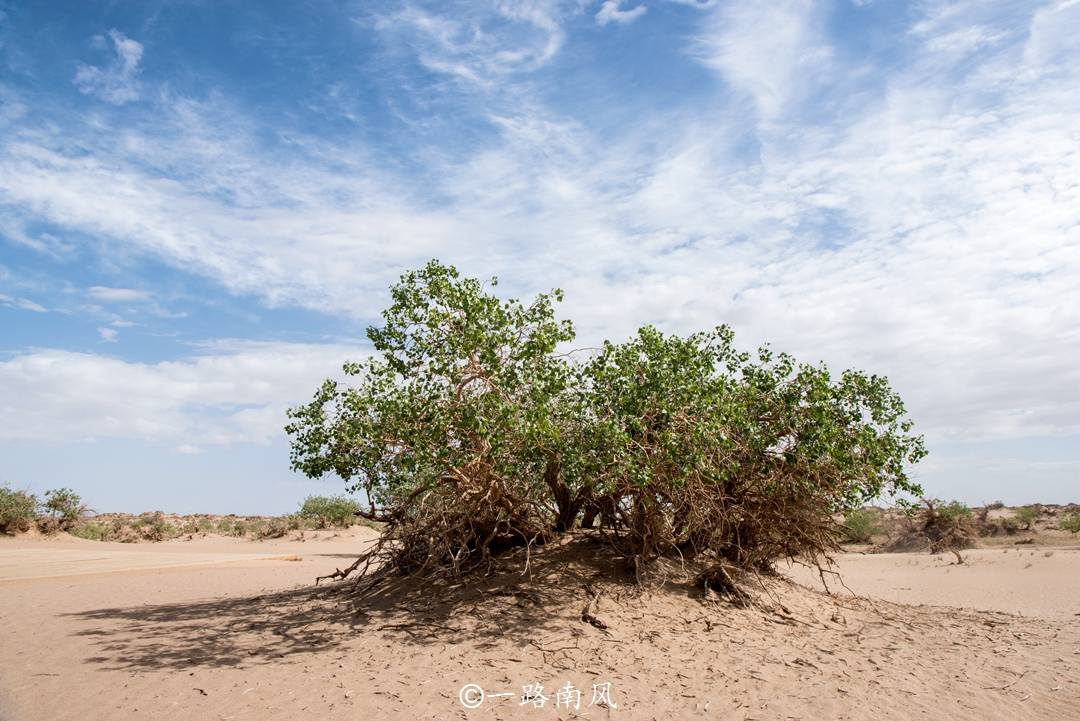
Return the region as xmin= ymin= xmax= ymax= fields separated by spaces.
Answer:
xmin=1 ymin=532 xmax=1078 ymax=721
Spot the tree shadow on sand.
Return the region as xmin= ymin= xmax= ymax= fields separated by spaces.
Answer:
xmin=65 ymin=533 xmax=665 ymax=672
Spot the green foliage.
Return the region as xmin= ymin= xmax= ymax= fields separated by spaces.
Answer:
xmin=215 ymin=518 xmax=251 ymax=537
xmin=42 ymin=488 xmax=87 ymax=530
xmin=286 ymin=261 xmax=927 ymax=578
xmin=916 ymin=499 xmax=976 ymax=553
xmin=1059 ymin=511 xmax=1080 ymax=533
xmin=68 ymin=521 xmax=108 ymax=541
xmin=1014 ymin=506 xmax=1038 ymax=530
xmin=842 ymin=509 xmax=882 ymax=544
xmin=0 ymin=484 xmax=38 ymax=534
xmin=132 ymin=512 xmax=178 ymax=541
xmin=297 ymin=495 xmax=363 ymax=528
xmin=933 ymin=500 xmax=972 ymax=522
xmin=253 ymin=517 xmax=291 ymax=539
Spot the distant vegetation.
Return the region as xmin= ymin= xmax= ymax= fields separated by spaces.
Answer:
xmin=0 ymin=484 xmax=38 ymax=534
xmin=297 ymin=495 xmax=363 ymax=528
xmin=841 ymin=509 xmax=882 ymax=544
xmin=1014 ymin=505 xmax=1039 ymax=530
xmin=1 ymin=486 xmax=375 ymax=542
xmin=1061 ymin=511 xmax=1080 ymax=533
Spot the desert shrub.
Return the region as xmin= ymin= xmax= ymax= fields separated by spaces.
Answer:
xmin=0 ymin=484 xmax=38 ymax=534
xmin=255 ymin=517 xmax=291 ymax=539
xmin=287 ymin=261 xmax=926 ymax=584
xmin=1060 ymin=511 xmax=1080 ymax=533
xmin=215 ymin=518 xmax=250 ymax=537
xmin=1014 ymin=506 xmax=1038 ymax=531
xmin=36 ymin=515 xmax=62 ymax=535
xmin=986 ymin=500 xmax=1005 ymax=510
xmin=69 ymin=520 xmax=108 ymax=541
xmin=842 ymin=509 xmax=881 ymax=544
xmin=41 ymin=488 xmax=87 ymax=530
xmin=297 ymin=495 xmax=363 ymax=529
xmin=919 ymin=499 xmax=975 ymax=553
xmin=132 ymin=512 xmax=177 ymax=541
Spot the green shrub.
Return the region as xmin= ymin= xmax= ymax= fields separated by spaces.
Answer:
xmin=254 ymin=517 xmax=291 ymax=539
xmin=287 ymin=261 xmax=927 ymax=581
xmin=918 ymin=499 xmax=976 ymax=554
xmin=224 ymin=519 xmax=250 ymax=537
xmin=297 ymin=495 xmax=362 ymax=528
xmin=1060 ymin=511 xmax=1080 ymax=534
xmin=132 ymin=512 xmax=177 ymax=541
xmin=69 ymin=520 xmax=108 ymax=541
xmin=935 ymin=500 xmax=972 ymax=522
xmin=41 ymin=488 xmax=87 ymax=530
xmin=1014 ymin=506 xmax=1038 ymax=530
xmin=841 ymin=509 xmax=881 ymax=544
xmin=0 ymin=484 xmax=38 ymax=534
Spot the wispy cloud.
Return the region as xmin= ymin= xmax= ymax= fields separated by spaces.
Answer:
xmin=0 ymin=342 xmax=367 ymax=445
xmin=692 ymin=0 xmax=830 ymax=122
xmin=596 ymin=1 xmax=647 ymax=26
xmin=0 ymin=1 xmax=1078 ymax=464
xmin=73 ymin=29 xmax=143 ymax=104
xmin=0 ymin=292 xmax=46 ymax=312
xmin=373 ymin=1 xmax=566 ymax=86
xmin=87 ymin=286 xmax=151 ymax=303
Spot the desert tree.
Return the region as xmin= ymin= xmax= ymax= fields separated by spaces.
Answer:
xmin=288 ymin=261 xmax=926 ymax=585
xmin=287 ymin=260 xmax=578 ymax=575
xmin=575 ymin=325 xmax=926 ymax=584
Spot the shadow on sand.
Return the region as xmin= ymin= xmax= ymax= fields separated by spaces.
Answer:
xmin=65 ymin=534 xmax=656 ymax=672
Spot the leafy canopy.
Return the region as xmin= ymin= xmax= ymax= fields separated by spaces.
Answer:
xmin=287 ymin=261 xmax=926 ymax=579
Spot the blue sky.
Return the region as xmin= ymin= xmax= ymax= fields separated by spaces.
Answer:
xmin=1 ymin=0 xmax=1078 ymax=514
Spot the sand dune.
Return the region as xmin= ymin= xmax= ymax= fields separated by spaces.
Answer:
xmin=0 ymin=532 xmax=1077 ymax=721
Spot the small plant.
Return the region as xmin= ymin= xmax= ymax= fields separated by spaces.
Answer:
xmin=298 ymin=495 xmax=362 ymax=529
xmin=1014 ymin=506 xmax=1039 ymax=531
xmin=0 ymin=484 xmax=38 ymax=534
xmin=69 ymin=521 xmax=108 ymax=541
xmin=133 ymin=512 xmax=177 ymax=541
xmin=841 ymin=509 xmax=881 ymax=544
xmin=1060 ymin=511 xmax=1080 ymax=534
xmin=917 ymin=499 xmax=976 ymax=560
xmin=255 ymin=517 xmax=290 ymax=539
xmin=941 ymin=500 xmax=971 ymax=520
xmin=41 ymin=488 xmax=87 ymax=530
xmin=226 ymin=519 xmax=250 ymax=537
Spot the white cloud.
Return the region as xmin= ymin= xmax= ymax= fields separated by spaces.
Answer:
xmin=0 ymin=2 xmax=1078 ymax=456
xmin=73 ymin=29 xmax=143 ymax=105
xmin=97 ymin=327 xmax=118 ymax=342
xmin=0 ymin=293 xmax=46 ymax=312
xmin=0 ymin=342 xmax=368 ymax=445
xmin=87 ymin=286 xmax=150 ymax=303
xmin=692 ymin=0 xmax=830 ymax=121
xmin=596 ymin=1 xmax=647 ymax=26
xmin=374 ymin=1 xmax=566 ymax=86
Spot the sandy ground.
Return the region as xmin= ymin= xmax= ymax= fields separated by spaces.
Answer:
xmin=1 ymin=532 xmax=1078 ymax=721
xmin=783 ymin=547 xmax=1080 ymax=621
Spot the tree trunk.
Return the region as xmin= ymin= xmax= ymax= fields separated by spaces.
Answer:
xmin=544 ymin=455 xmax=583 ymax=532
